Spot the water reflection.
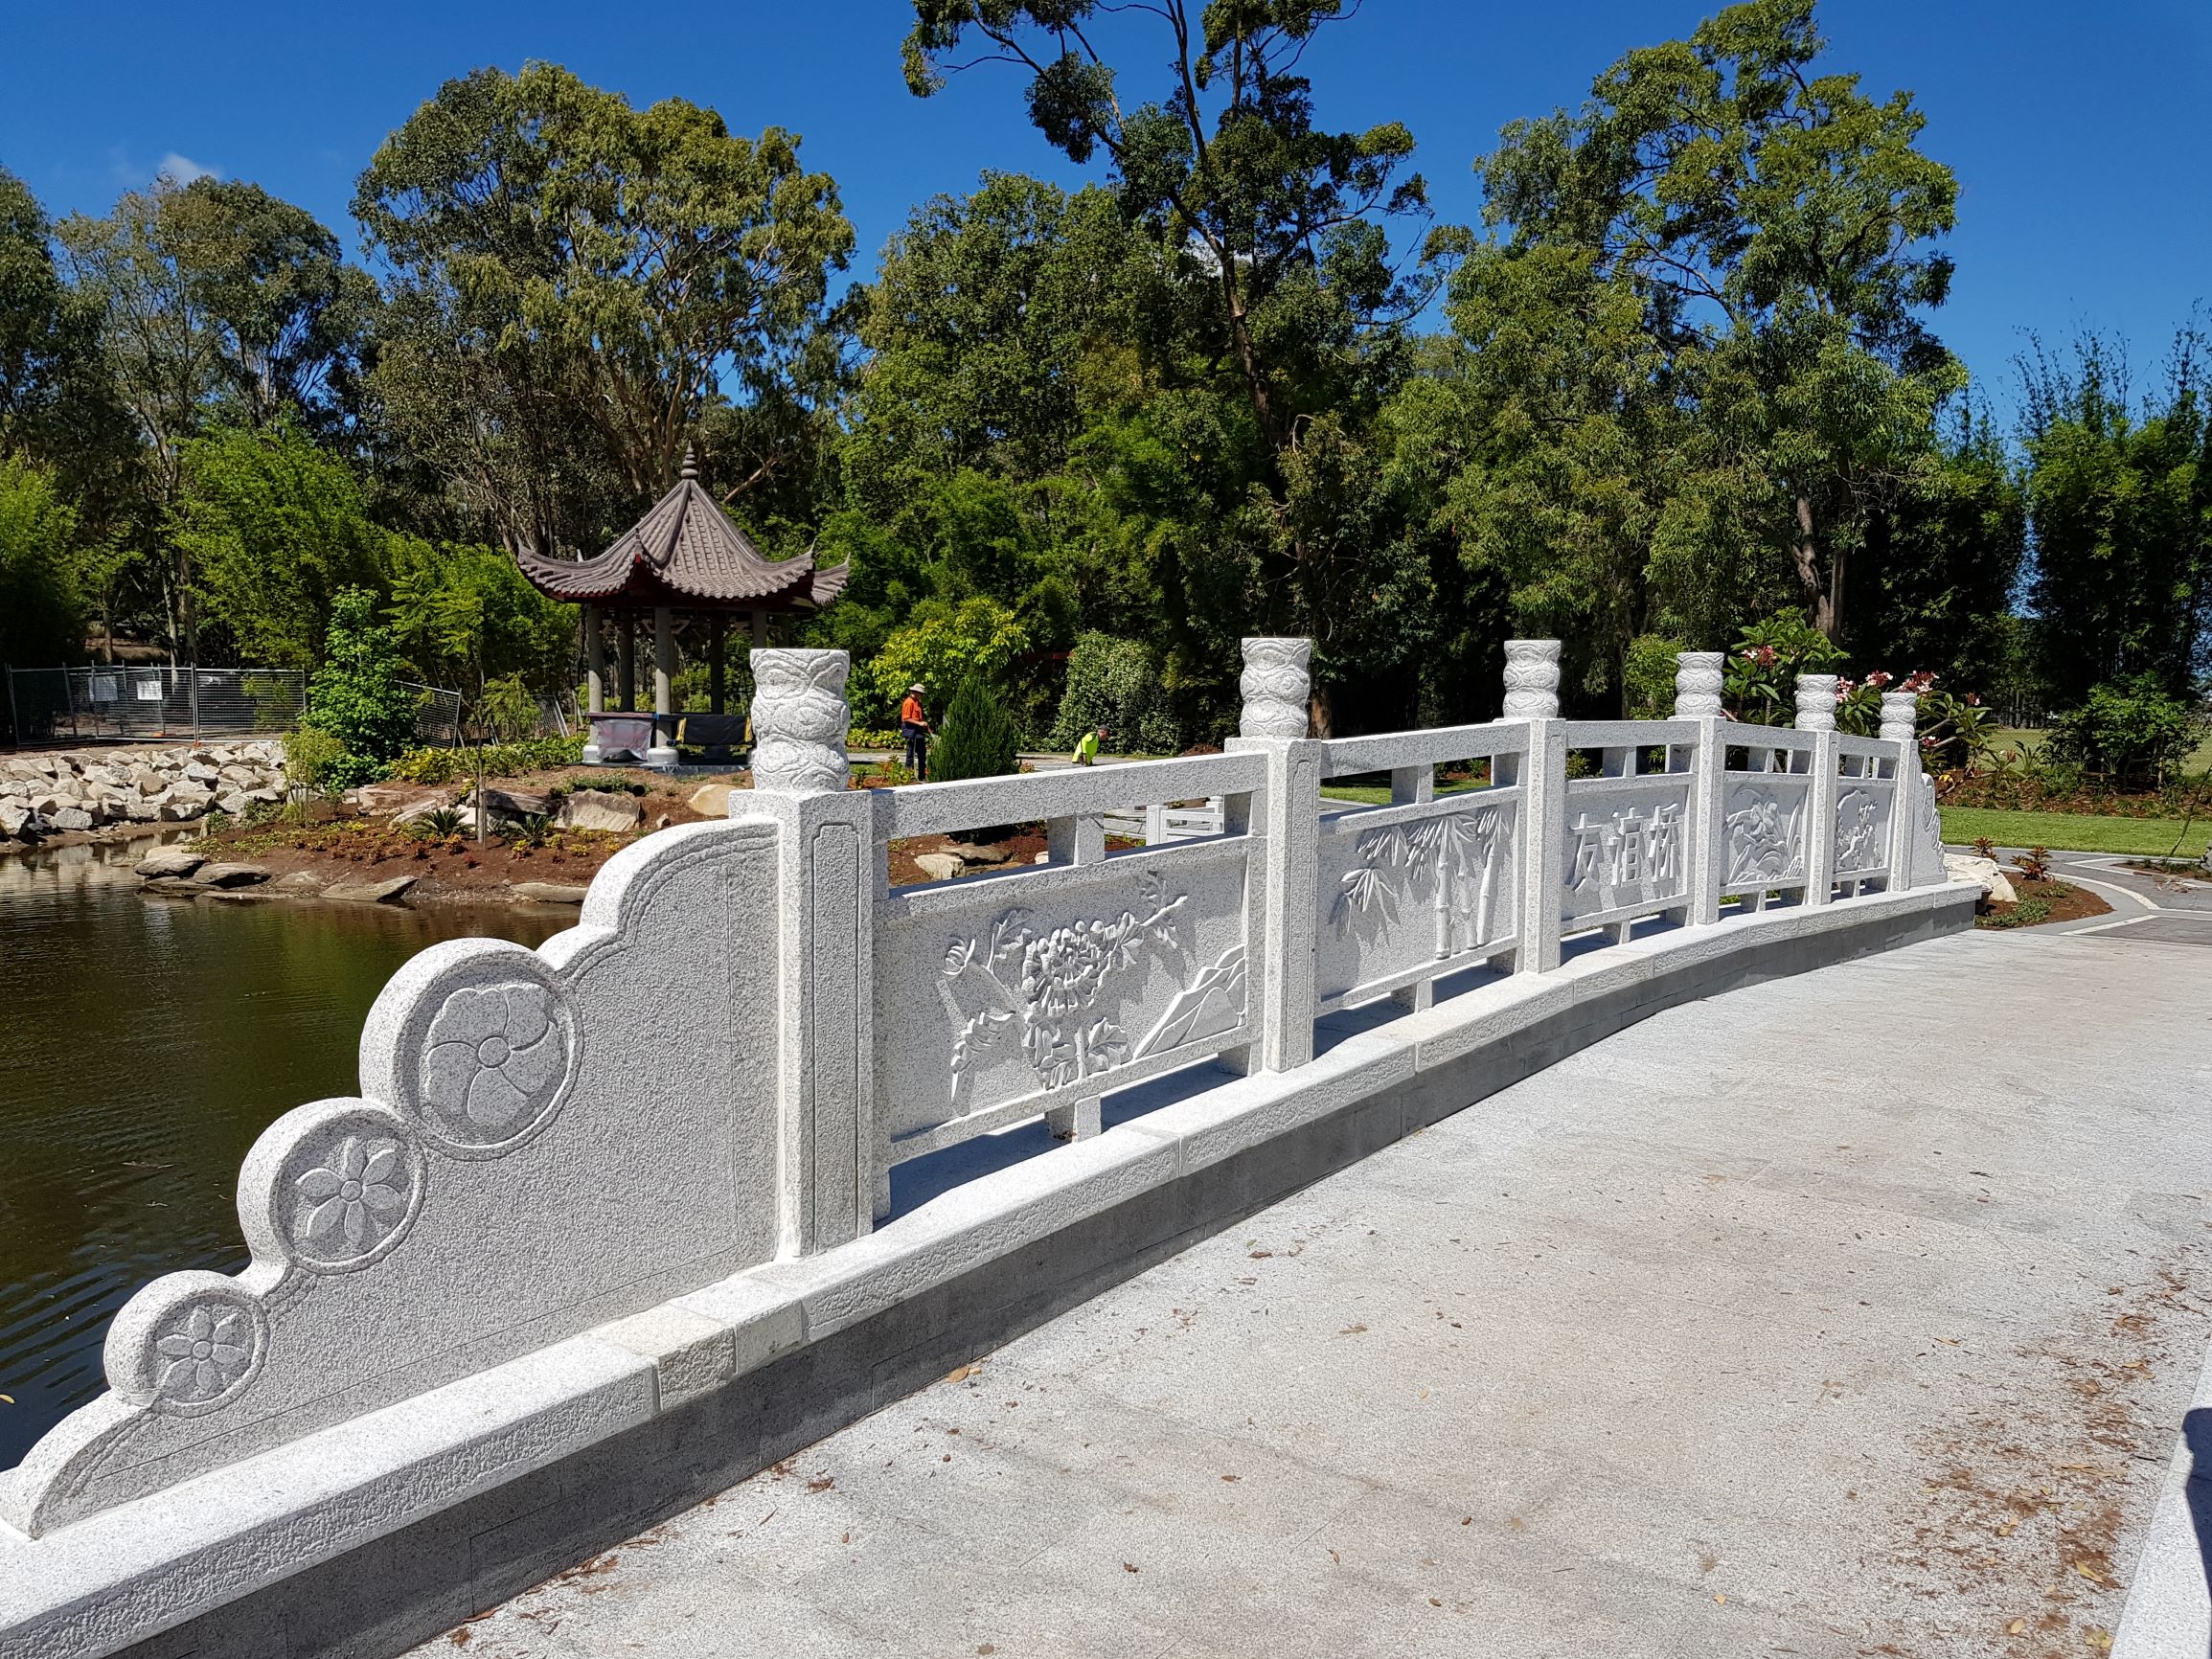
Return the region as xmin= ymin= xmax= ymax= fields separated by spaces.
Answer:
xmin=0 ymin=833 xmax=564 ymax=1467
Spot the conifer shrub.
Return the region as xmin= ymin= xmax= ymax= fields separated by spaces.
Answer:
xmin=930 ymin=674 xmax=1022 ymax=784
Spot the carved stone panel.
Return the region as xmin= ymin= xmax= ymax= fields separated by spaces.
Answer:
xmin=5 ymin=819 xmax=785 ymax=1537
xmin=874 ymin=850 xmax=1252 ymax=1150
xmin=1558 ymin=781 xmax=1692 ymax=921
xmin=1315 ymin=796 xmax=1519 ymax=1006
xmin=1835 ymin=784 xmax=1894 ymax=875
xmin=1722 ymin=779 xmax=1810 ymax=887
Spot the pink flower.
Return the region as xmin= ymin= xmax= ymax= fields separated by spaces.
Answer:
xmin=1866 ymin=670 xmax=1892 ymax=689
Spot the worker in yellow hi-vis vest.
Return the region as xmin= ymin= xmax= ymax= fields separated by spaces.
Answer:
xmin=1071 ymin=726 xmax=1105 ymax=766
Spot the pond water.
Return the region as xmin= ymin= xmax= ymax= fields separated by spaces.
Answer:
xmin=0 ymin=835 xmax=565 ymax=1469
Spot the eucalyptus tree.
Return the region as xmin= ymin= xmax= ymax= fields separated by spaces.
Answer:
xmin=353 ymin=62 xmax=855 ymax=557
xmin=1472 ymin=0 xmax=1962 ymax=644
xmin=901 ymin=0 xmax=1450 ymax=722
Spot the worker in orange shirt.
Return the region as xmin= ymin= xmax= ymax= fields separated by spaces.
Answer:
xmin=899 ymin=682 xmax=931 ymax=779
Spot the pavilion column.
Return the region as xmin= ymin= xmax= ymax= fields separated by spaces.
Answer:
xmin=618 ymin=616 xmax=637 ymax=711
xmin=583 ymin=605 xmax=604 ymax=714
xmin=752 ymin=610 xmax=768 ymax=650
xmin=710 ymin=614 xmax=727 ymax=716
xmin=647 ymin=604 xmax=678 ymax=770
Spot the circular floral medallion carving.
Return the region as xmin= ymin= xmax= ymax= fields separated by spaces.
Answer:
xmin=411 ymin=979 xmax=574 ymax=1156
xmin=111 ymin=1275 xmax=269 ymax=1417
xmin=270 ymin=1109 xmax=426 ymax=1272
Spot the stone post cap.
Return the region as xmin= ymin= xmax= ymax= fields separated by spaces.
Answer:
xmin=750 ymin=648 xmax=852 ymax=794
xmin=1879 ymin=691 xmax=1919 ymax=745
xmin=1238 ymin=637 xmax=1312 ymax=739
xmin=1792 ymin=673 xmax=1838 ymax=734
xmin=1673 ymin=650 xmax=1724 ymax=719
xmin=1502 ymin=639 xmax=1562 ymax=719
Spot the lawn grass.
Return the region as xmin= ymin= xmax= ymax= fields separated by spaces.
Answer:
xmin=1319 ymin=778 xmax=1492 ymax=807
xmin=1940 ymin=807 xmax=2208 ymax=858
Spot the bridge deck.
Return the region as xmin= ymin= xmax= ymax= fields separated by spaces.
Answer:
xmin=414 ymin=927 xmax=2212 ymax=1659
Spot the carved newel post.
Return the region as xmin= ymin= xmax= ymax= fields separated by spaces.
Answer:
xmin=1880 ymin=690 xmax=1936 ymax=888
xmin=1501 ymin=639 xmax=1562 ymax=719
xmin=750 ymin=649 xmax=852 ymax=794
xmin=1499 ymin=638 xmax=1566 ymax=973
xmin=744 ymin=648 xmax=872 ymax=1250
xmin=1792 ymin=674 xmax=1837 ymax=733
xmin=1676 ymin=651 xmax=1727 ymax=927
xmin=1228 ymin=636 xmax=1320 ymax=1073
xmin=1673 ymin=651 xmax=1724 ymax=718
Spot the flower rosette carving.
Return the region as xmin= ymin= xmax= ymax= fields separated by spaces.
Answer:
xmin=1501 ymin=640 xmax=1561 ymax=718
xmin=241 ymin=1100 xmax=426 ymax=1273
xmin=750 ymin=648 xmax=851 ymax=792
xmin=107 ymin=1271 xmax=268 ymax=1418
xmin=1237 ymin=637 xmax=1311 ymax=739
xmin=409 ymin=979 xmax=574 ymax=1155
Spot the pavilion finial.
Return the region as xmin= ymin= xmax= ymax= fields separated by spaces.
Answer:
xmin=679 ymin=443 xmax=697 ymax=483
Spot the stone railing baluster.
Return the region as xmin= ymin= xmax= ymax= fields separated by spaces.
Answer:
xmin=1881 ymin=690 xmax=1923 ymax=888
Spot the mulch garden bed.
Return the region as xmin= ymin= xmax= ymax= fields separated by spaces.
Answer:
xmin=1975 ymin=871 xmax=2113 ymax=930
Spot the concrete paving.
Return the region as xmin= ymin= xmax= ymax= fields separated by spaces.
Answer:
xmin=413 ymin=926 xmax=2212 ymax=1659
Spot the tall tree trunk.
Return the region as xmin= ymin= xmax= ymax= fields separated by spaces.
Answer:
xmin=1790 ymin=493 xmax=1840 ymax=638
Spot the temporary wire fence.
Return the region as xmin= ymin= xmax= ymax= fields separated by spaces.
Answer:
xmin=4 ymin=667 xmax=474 ymax=750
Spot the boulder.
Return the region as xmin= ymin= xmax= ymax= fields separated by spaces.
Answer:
xmin=123 ymin=798 xmax=163 ymax=822
xmin=274 ymin=871 xmax=327 ymax=891
xmin=216 ymin=792 xmax=249 ymax=817
xmin=945 ymin=841 xmax=1013 ymax=866
xmin=686 ymin=782 xmax=735 ymax=817
xmin=323 ymin=875 xmax=418 ymax=904
xmin=50 ymin=807 xmax=93 ymax=831
xmin=1943 ymin=853 xmax=2017 ymax=906
xmin=355 ymin=782 xmax=440 ymax=817
xmin=467 ymin=785 xmax=555 ymax=822
xmin=0 ymin=800 xmax=32 ymax=837
xmin=914 ymin=852 xmax=967 ymax=881
xmin=132 ymin=771 xmax=166 ymax=797
xmin=137 ymin=848 xmax=206 ymax=879
xmin=559 ymin=789 xmax=644 ymax=833
xmin=156 ymin=798 xmax=204 ymax=822
xmin=512 ymin=881 xmax=590 ymax=905
xmin=140 ymin=876 xmax=202 ymax=897
xmin=182 ymin=761 xmax=220 ymax=784
xmin=194 ymin=862 xmax=273 ymax=889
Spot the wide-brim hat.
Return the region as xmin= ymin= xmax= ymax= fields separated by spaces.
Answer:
xmin=908 ymin=683 xmax=925 ymax=693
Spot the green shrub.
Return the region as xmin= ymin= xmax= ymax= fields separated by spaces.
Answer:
xmin=931 ymin=675 xmax=1022 ymax=784
xmin=282 ymin=723 xmax=346 ymax=796
xmin=2048 ymin=674 xmax=2206 ymax=787
xmin=303 ymin=587 xmax=418 ymax=784
xmin=386 ymin=735 xmax=583 ymax=784
xmin=1049 ymin=631 xmax=1183 ymax=754
xmin=1622 ymin=635 xmax=1686 ymax=720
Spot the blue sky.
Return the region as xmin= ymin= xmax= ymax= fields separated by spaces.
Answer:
xmin=5 ymin=0 xmax=2207 ymax=421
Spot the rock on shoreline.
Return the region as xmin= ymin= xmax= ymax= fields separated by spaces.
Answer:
xmin=2 ymin=740 xmax=285 ymax=846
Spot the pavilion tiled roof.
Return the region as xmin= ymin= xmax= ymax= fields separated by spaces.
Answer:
xmin=514 ymin=453 xmax=844 ymax=611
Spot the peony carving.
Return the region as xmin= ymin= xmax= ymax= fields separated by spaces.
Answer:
xmin=414 ymin=980 xmax=572 ymax=1155
xmin=751 ymin=648 xmax=852 ymax=792
xmin=1501 ymin=640 xmax=1561 ymax=718
xmin=1238 ymin=637 xmax=1312 ymax=739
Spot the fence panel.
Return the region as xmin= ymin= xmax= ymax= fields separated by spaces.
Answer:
xmin=5 ymin=667 xmax=303 ymax=744
xmin=1719 ymin=728 xmax=1819 ymax=911
xmin=1557 ymin=720 xmax=1700 ymax=934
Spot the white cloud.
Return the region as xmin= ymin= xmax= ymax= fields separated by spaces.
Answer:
xmin=155 ymin=152 xmax=219 ymax=186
